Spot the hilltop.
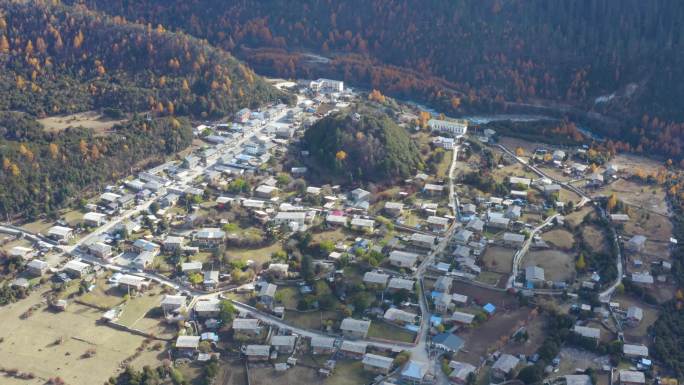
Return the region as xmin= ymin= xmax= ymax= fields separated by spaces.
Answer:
xmin=303 ymin=106 xmax=423 ymax=184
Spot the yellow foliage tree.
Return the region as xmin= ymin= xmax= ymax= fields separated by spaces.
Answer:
xmin=515 ymin=147 xmax=525 ymax=157
xmin=336 ymin=150 xmax=347 ymax=160
xmin=607 ymin=193 xmax=618 ymax=212
xmin=0 ymin=35 xmax=9 ymax=54
xmin=576 ymin=253 xmax=586 ymax=270
xmin=49 ymin=143 xmax=59 ymax=159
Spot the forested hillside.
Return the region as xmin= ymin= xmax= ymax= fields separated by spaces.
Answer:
xmin=303 ymin=106 xmax=423 ymax=184
xmin=0 ymin=1 xmax=288 ymax=218
xmin=70 ymin=0 xmax=684 ymax=160
xmin=0 ymin=1 xmax=286 ymax=118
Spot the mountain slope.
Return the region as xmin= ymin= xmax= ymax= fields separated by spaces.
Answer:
xmin=0 ymin=1 xmax=288 ymax=118
xmin=69 ymin=0 xmax=684 ymax=159
xmin=0 ymin=1 xmax=288 ymax=218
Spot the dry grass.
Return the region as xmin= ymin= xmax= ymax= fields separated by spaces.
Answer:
xmin=596 ymin=179 xmax=669 ymax=216
xmin=581 ymin=225 xmax=608 ymax=254
xmin=481 ymin=246 xmax=515 ymax=274
xmin=38 ymin=111 xmax=126 ymax=135
xmin=0 ymin=289 xmax=154 ymax=385
xmin=523 ymin=249 xmax=575 ymax=282
xmin=541 ymin=229 xmax=575 ymax=250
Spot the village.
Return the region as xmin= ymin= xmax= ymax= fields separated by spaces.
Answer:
xmin=0 ymin=78 xmax=677 ymax=385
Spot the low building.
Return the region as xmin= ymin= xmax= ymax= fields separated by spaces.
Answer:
xmin=181 ymin=261 xmax=203 ymax=274
xmin=176 ymin=336 xmax=200 ymax=357
xmin=453 ymin=229 xmax=474 ymax=245
xmin=388 ymin=278 xmax=415 ymax=292
xmin=340 ymin=318 xmax=371 ymax=339
xmin=389 ymin=250 xmax=419 ymax=269
xmin=428 ymin=118 xmax=468 ymax=138
xmin=350 ymin=188 xmax=371 ymax=203
xmin=9 ymin=246 xmax=34 ymax=259
xmin=401 ymin=361 xmax=429 ymax=383
xmin=89 ymin=242 xmax=112 ymax=259
xmin=244 ymin=345 xmax=270 ymax=361
xmin=626 ymin=306 xmax=643 ymax=326
xmin=509 ymin=177 xmax=531 ymax=188
xmin=573 ymin=325 xmax=601 ymax=342
xmin=435 ymin=292 xmax=453 ymax=314
xmin=233 ymin=318 xmax=262 ymax=338
xmin=258 ymin=283 xmax=277 ymax=309
xmin=363 ymin=271 xmax=389 ymax=288
xmin=194 ymin=228 xmax=226 ymax=249
xmin=427 ymin=216 xmax=450 ymax=232
xmin=160 ymin=295 xmax=187 ymax=314
xmin=619 ymin=370 xmax=646 ymax=385
xmin=424 ymin=183 xmax=445 ymax=196
xmin=47 ymin=226 xmax=74 ymax=243
xmin=163 ymin=236 xmax=184 ymax=251
xmin=362 ymin=353 xmax=394 ymax=374
xmin=503 ymin=232 xmax=525 ymax=248
xmin=384 ymin=308 xmax=418 ymax=325
xmin=449 ymin=361 xmax=477 ymax=384
xmin=451 ymin=311 xmax=475 ymax=325
xmin=326 ymin=214 xmax=348 ymax=226
xmin=26 ymin=259 xmax=49 ymax=276
xmin=491 ymin=354 xmax=519 ymax=380
xmin=133 ymin=250 xmax=155 ymax=270
xmin=255 ymin=185 xmax=279 ymax=199
xmin=350 ymin=218 xmax=375 ymax=232
xmin=434 ymin=276 xmax=453 ymax=292
xmin=623 ymin=344 xmax=649 ymax=358
xmin=310 ymin=336 xmax=335 ymax=355
xmin=270 ymin=335 xmax=296 ymax=354
xmin=340 ymin=340 xmax=367 ymax=359
xmin=83 ymin=212 xmax=107 ymax=227
xmin=203 ymin=271 xmax=219 ymax=289
xmin=63 ymin=260 xmax=90 ymax=278
xmin=267 ymin=263 xmax=289 ymax=278
xmin=525 ymin=266 xmax=545 ymax=285
xmin=194 ymin=299 xmax=221 ymax=318
xmin=384 ymin=202 xmax=405 ymax=217
xmin=273 ymin=211 xmax=307 ymax=227
xmin=432 ymin=333 xmax=465 ymax=353
xmin=626 ymin=235 xmax=647 ymax=253
xmin=410 ymin=233 xmax=436 ymax=249
xmin=117 ymin=274 xmax=149 ymax=292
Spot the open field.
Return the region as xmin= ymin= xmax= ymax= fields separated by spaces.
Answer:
xmin=368 ymin=320 xmax=416 ymax=343
xmin=326 ymin=360 xmax=376 ymax=385
xmin=0 ymin=289 xmax=157 ymax=385
xmin=312 ymin=228 xmax=349 ymax=244
xmin=38 ymin=111 xmax=126 ymax=135
xmin=556 ymin=347 xmax=608 ymax=376
xmin=565 ymin=207 xmax=593 ymax=228
xmin=455 ymin=306 xmax=533 ymax=365
xmin=614 ymin=294 xmax=659 ymax=345
xmin=284 ymin=309 xmax=340 ymax=331
xmin=482 ymin=246 xmax=515 ymax=274
xmin=228 ymin=243 xmax=284 ymax=265
xmin=503 ymin=314 xmax=547 ymax=357
xmin=611 ymin=153 xmax=667 ymax=177
xmin=451 ymin=281 xmax=517 ymax=308
xmin=216 ymin=359 xmax=248 ymax=385
xmin=116 ymin=289 xmax=163 ymax=327
xmin=79 ymin=279 xmax=126 ymax=309
xmin=595 ymin=179 xmax=669 ymax=216
xmin=490 ymin=161 xmax=538 ymax=184
xmin=523 ymin=249 xmax=575 ymax=282
xmin=249 ymin=364 xmax=319 ymax=385
xmin=581 ymin=225 xmax=608 ymax=254
xmin=621 ymin=206 xmax=673 ymax=260
xmin=541 ymin=229 xmax=575 ymax=250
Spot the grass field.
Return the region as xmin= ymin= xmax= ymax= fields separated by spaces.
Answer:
xmin=116 ymin=289 xmax=163 ymax=327
xmin=79 ymin=279 xmax=126 ymax=309
xmin=0 ymin=289 xmax=157 ymax=385
xmin=367 ymin=320 xmax=416 ymax=343
xmin=284 ymin=309 xmax=340 ymax=331
xmin=227 ymin=243 xmax=284 ymax=265
xmin=276 ymin=286 xmax=300 ymax=310
xmin=436 ymin=150 xmax=453 ymax=179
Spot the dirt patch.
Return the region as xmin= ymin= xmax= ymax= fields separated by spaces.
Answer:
xmin=456 ymin=307 xmax=534 ymax=365
xmin=504 ymin=313 xmax=547 ymax=357
xmin=555 ymin=347 xmax=608 ymax=376
xmin=482 ymin=246 xmax=516 ymax=274
xmin=542 ymin=229 xmax=575 ymax=250
xmin=523 ymin=249 xmax=575 ymax=282
xmin=621 ymin=206 xmax=673 ymax=261
xmin=38 ymin=111 xmax=126 ymax=136
xmin=595 ymin=179 xmax=669 ymax=216
xmin=451 ymin=281 xmax=517 ymax=308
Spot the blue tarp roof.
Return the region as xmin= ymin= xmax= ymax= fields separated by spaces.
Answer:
xmin=430 ymin=315 xmax=442 ymax=326
xmin=483 ymin=303 xmax=496 ymax=314
xmin=404 ymin=324 xmax=420 ymax=332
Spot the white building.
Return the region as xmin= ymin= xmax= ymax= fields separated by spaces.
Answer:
xmin=428 ymin=119 xmax=468 ymax=138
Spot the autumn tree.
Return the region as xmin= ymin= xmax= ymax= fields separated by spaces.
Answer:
xmin=576 ymin=253 xmax=586 ymax=270
xmin=515 ymin=147 xmax=525 ymax=157
xmin=606 ymin=193 xmax=618 ymax=212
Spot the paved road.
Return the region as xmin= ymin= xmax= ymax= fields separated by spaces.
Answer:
xmin=506 ymin=213 xmax=560 ymax=289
